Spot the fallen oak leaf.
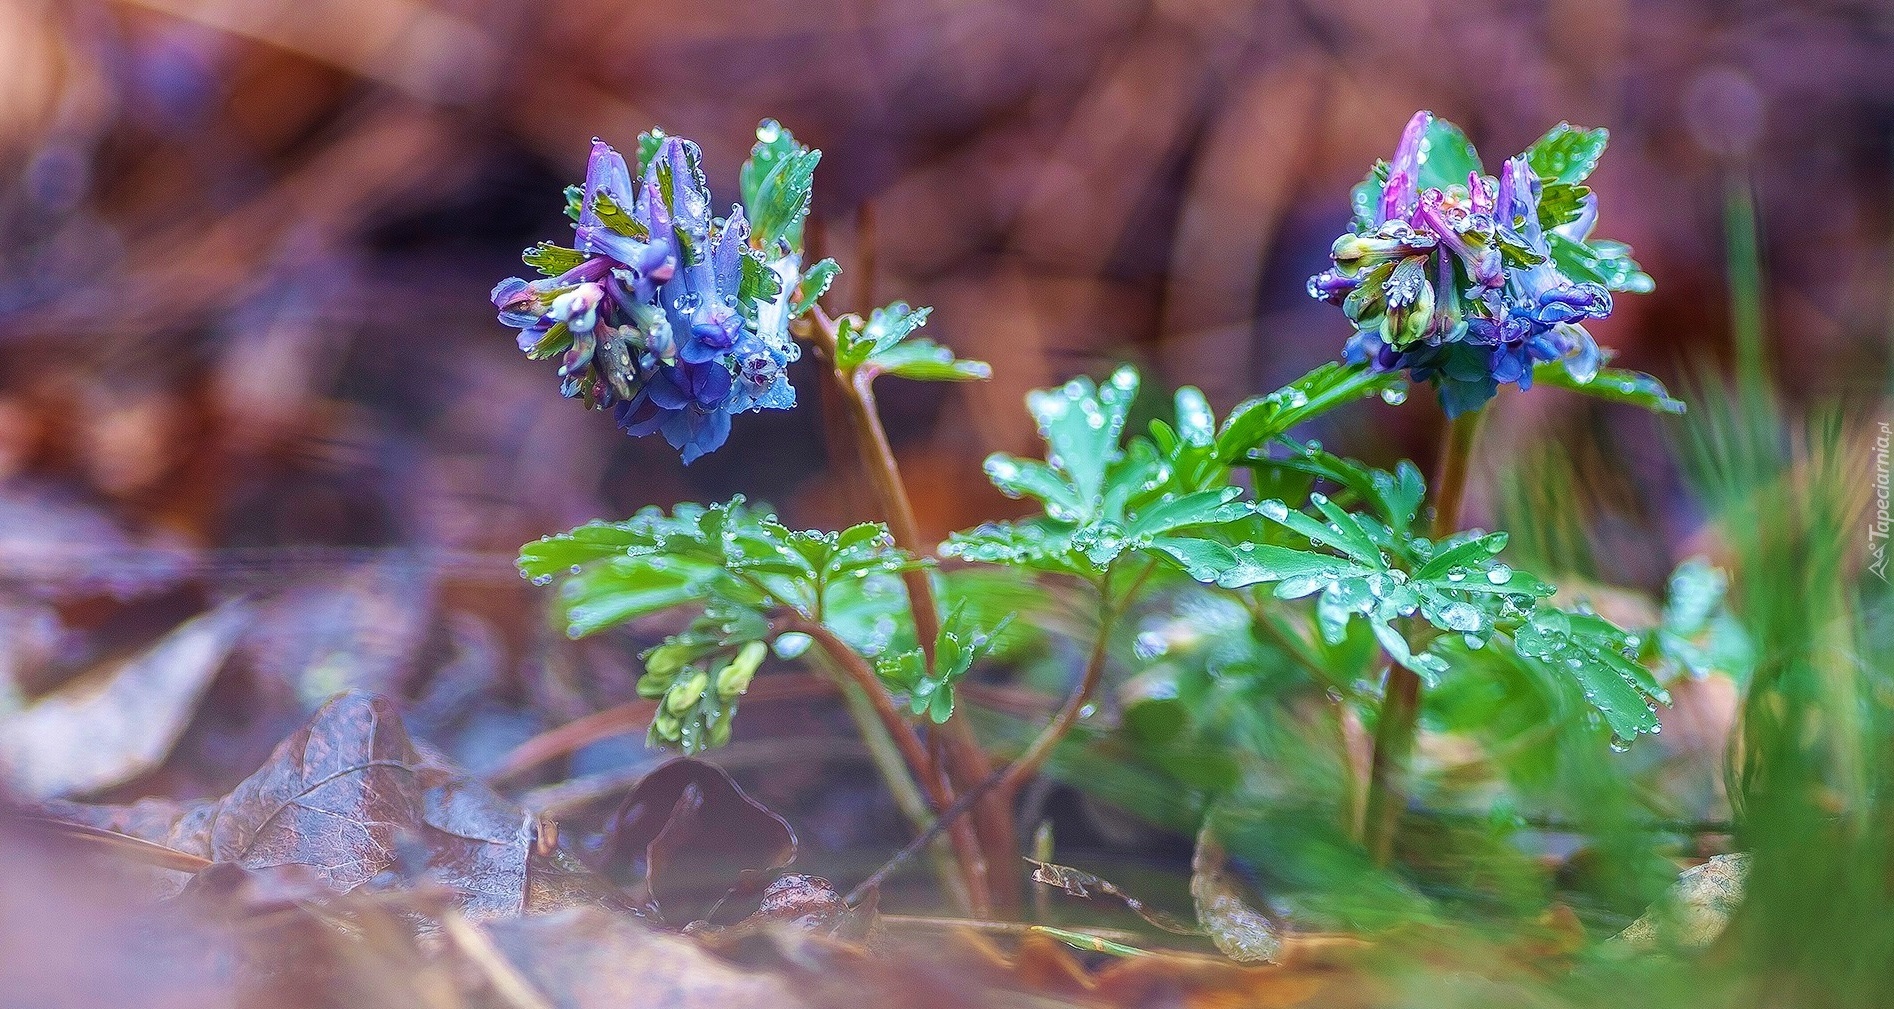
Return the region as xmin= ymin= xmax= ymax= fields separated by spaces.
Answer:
xmin=41 ymin=689 xmax=629 ymax=919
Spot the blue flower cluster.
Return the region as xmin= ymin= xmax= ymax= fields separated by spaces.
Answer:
xmin=493 ymin=132 xmax=800 ymax=462
xmin=1310 ymin=112 xmax=1649 ymax=416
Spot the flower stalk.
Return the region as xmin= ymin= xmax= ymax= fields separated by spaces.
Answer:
xmin=1363 ymin=409 xmax=1485 ymax=864
xmin=803 ymin=305 xmax=1018 ymax=911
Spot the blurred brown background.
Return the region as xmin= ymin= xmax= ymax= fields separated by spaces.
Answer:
xmin=0 ymin=0 xmax=1889 ymax=787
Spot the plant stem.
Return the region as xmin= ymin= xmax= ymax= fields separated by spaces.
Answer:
xmin=846 ymin=369 xmax=943 ymax=658
xmin=792 ymin=616 xmax=993 ymax=913
xmin=1362 ymin=409 xmax=1484 ymax=865
xmin=804 ymin=305 xmax=1015 ymax=909
xmin=842 ymin=573 xmax=1133 ymax=906
xmin=834 ymin=677 xmax=971 ymax=910
xmin=994 ymin=596 xmax=1116 ymax=798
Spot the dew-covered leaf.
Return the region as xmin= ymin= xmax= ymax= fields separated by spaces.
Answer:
xmin=1525 ymin=122 xmax=1610 ymax=185
xmin=790 ymin=257 xmax=839 ymax=317
xmin=1532 ymin=361 xmax=1684 ymax=415
xmin=1415 ymin=116 xmax=1483 ymax=192
xmin=1216 ymin=363 xmax=1399 ymax=464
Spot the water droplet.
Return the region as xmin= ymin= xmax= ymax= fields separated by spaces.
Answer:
xmin=1608 ymin=736 xmax=1631 ymax=753
xmin=568 ymin=564 xmax=582 ymax=575
xmin=1259 ymin=500 xmax=1290 ymax=522
xmin=1380 ymin=383 xmax=1409 ymax=406
xmin=674 ymin=292 xmax=702 ymax=316
xmin=1133 ymin=631 xmax=1170 ymax=660
xmin=1485 ymin=564 xmax=1511 ymax=584
xmin=755 ymin=118 xmax=782 ymax=143
xmin=1445 ymin=568 xmax=1467 ymax=582
xmin=531 ymin=574 xmax=554 ymax=587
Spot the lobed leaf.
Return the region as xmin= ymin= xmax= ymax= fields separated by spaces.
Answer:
xmin=1525 ymin=123 xmax=1609 ymax=185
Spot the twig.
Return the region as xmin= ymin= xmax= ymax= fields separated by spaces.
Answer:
xmin=11 ymin=815 xmax=212 ymax=873
xmin=438 ymin=911 xmax=558 ymax=1009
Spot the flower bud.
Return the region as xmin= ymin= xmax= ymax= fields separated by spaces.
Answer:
xmin=636 ymin=669 xmax=676 ymax=699
xmin=1379 ymin=256 xmax=1435 ymax=348
xmin=717 ymin=641 xmax=767 ymax=700
xmin=666 ymin=670 xmax=710 ymax=713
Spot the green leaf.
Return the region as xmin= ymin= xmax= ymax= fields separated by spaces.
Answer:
xmin=1532 ymin=362 xmax=1685 ymax=415
xmin=1216 ymin=544 xmax=1377 ymax=590
xmin=1029 ymin=366 xmax=1140 ymax=509
xmin=1416 ymin=116 xmax=1483 ymax=192
xmin=1414 ymin=532 xmax=1509 ymax=580
xmin=840 ymin=302 xmax=932 ymax=369
xmin=1512 ymin=608 xmax=1668 ymax=740
xmin=984 ymin=456 xmax=1087 ymax=519
xmin=1145 ymin=535 xmax=1243 ymax=585
xmin=1125 ymin=488 xmax=1249 ymax=539
xmin=522 ymin=242 xmax=590 ymax=277
xmin=878 ymin=605 xmax=1012 ymax=723
xmin=1172 ymin=387 xmax=1215 ymax=447
xmin=1255 ymin=499 xmax=1385 ymax=569
xmin=866 ymin=339 xmax=992 ymax=383
xmin=523 ymin=320 xmax=572 ymax=361
xmin=1536 ymin=182 xmax=1593 ymax=231
xmin=1547 ymin=233 xmax=1655 ymax=294
xmin=1249 ymin=446 xmax=1425 ymax=535
xmin=740 ymin=120 xmax=800 ymax=212
xmin=1525 ymin=123 xmax=1609 ymax=185
xmin=520 ymin=498 xmax=911 ymax=640
xmin=1351 ymin=161 xmax=1390 ymax=231
xmin=791 ymin=257 xmax=840 ymax=317
xmin=635 ymin=130 xmax=666 ymax=181
xmin=1216 ymin=363 xmax=1399 ymax=464
xmin=750 ymin=146 xmax=820 ymax=252
xmin=737 ymin=252 xmax=783 ymax=314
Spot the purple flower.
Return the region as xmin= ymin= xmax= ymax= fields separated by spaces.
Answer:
xmin=1312 ymin=113 xmax=1648 ymax=417
xmin=493 ymin=128 xmax=809 ymax=462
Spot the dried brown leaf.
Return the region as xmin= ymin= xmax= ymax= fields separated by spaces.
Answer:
xmin=45 ymin=689 xmax=626 ymax=919
xmin=0 ymin=599 xmax=249 ymax=798
xmin=600 ymin=757 xmax=798 ymax=925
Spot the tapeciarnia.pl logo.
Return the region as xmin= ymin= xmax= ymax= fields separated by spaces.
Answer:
xmin=1871 ymin=421 xmax=1890 ymax=583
